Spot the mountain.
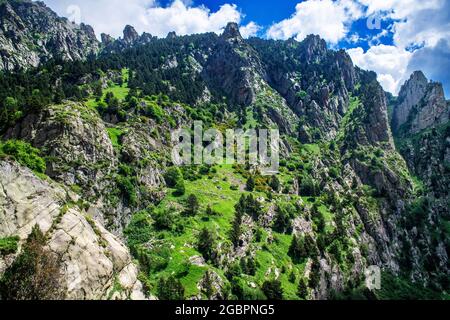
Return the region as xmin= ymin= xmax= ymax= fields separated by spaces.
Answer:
xmin=0 ymin=0 xmax=99 ymax=71
xmin=0 ymin=5 xmax=449 ymax=300
xmin=392 ymin=71 xmax=450 ymax=136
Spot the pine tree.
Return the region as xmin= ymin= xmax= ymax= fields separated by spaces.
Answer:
xmin=297 ymin=278 xmax=308 ymax=299
xmin=157 ymin=276 xmax=185 ymax=300
xmin=198 ymin=227 xmax=215 ymax=261
xmin=202 ymin=271 xmax=215 ymax=299
xmin=246 ymin=176 xmax=255 ymax=191
xmin=230 ymin=204 xmax=244 ymax=248
xmin=186 ymin=194 xmax=199 ymax=216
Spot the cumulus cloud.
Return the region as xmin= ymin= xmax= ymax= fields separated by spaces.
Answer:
xmin=240 ymin=21 xmax=262 ymax=38
xmin=42 ymin=0 xmax=258 ymax=39
xmin=347 ymin=44 xmax=412 ymax=94
xmin=347 ymin=0 xmax=450 ymax=94
xmin=406 ymin=39 xmax=450 ymax=97
xmin=267 ymin=0 xmax=363 ymax=44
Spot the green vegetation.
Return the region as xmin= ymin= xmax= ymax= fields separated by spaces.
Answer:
xmin=0 ymin=226 xmax=66 ymax=300
xmin=0 ymin=140 xmax=46 ymax=176
xmin=0 ymin=236 xmax=19 ymax=255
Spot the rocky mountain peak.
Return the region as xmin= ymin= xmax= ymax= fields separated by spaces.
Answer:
xmin=101 ymin=33 xmax=114 ymax=46
xmin=0 ymin=0 xmax=99 ymax=70
xmin=167 ymin=31 xmax=177 ymax=39
xmin=393 ymin=70 xmax=449 ymax=134
xmin=300 ymin=34 xmax=327 ymax=62
xmin=123 ymin=25 xmax=139 ymax=44
xmin=221 ymin=22 xmax=243 ymax=42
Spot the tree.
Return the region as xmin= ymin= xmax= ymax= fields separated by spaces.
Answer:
xmin=308 ymin=258 xmax=321 ymax=288
xmin=157 ymin=276 xmax=184 ymax=300
xmin=297 ymin=278 xmax=308 ymax=299
xmin=288 ymin=235 xmax=306 ymax=263
xmin=269 ymin=175 xmax=281 ymax=192
xmin=128 ymin=96 xmax=139 ymax=109
xmin=174 ymin=179 xmax=185 ymax=196
xmin=206 ymin=204 xmax=214 ymax=216
xmin=201 ymin=271 xmax=215 ymax=299
xmin=273 ymin=204 xmax=293 ymax=233
xmin=198 ymin=227 xmax=215 ymax=261
xmin=0 ymin=225 xmax=66 ymax=300
xmin=164 ymin=167 xmax=183 ymax=188
xmin=230 ymin=202 xmax=244 ymax=248
xmin=289 ymin=271 xmax=296 ymax=283
xmin=186 ymin=194 xmax=200 ymax=216
xmin=262 ymin=279 xmax=283 ymax=300
xmin=246 ymin=176 xmax=255 ymax=191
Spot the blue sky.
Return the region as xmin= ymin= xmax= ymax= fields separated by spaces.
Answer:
xmin=42 ymin=0 xmax=450 ymax=96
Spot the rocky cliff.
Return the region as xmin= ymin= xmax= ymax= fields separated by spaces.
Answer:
xmin=392 ymin=71 xmax=450 ymax=135
xmin=0 ymin=13 xmax=449 ymax=300
xmin=0 ymin=0 xmax=99 ymax=71
xmin=0 ymin=160 xmax=145 ymax=299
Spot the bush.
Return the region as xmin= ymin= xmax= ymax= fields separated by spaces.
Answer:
xmin=0 ymin=226 xmax=66 ymax=300
xmin=0 ymin=236 xmax=20 ymax=255
xmin=0 ymin=140 xmax=46 ymax=174
xmin=157 ymin=276 xmax=185 ymax=300
xmin=124 ymin=210 xmax=153 ymax=247
xmin=164 ymin=167 xmax=183 ymax=188
xmin=185 ymin=194 xmax=200 ymax=216
xmin=174 ymin=179 xmax=186 ymax=196
xmin=262 ymin=279 xmax=283 ymax=300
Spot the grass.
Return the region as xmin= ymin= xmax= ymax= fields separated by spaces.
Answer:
xmin=106 ymin=127 xmax=124 ymax=150
xmin=86 ymin=68 xmax=130 ymax=109
xmin=134 ymin=164 xmax=308 ymax=299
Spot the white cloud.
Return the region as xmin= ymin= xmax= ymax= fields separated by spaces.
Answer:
xmin=42 ymin=0 xmax=256 ymax=39
xmin=347 ymin=45 xmax=412 ymax=94
xmin=267 ymin=0 xmax=363 ymax=44
xmin=240 ymin=22 xmax=262 ymax=39
xmin=347 ymin=0 xmax=450 ymax=94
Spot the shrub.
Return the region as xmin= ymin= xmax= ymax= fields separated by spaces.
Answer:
xmin=124 ymin=210 xmax=153 ymax=247
xmin=174 ymin=179 xmax=186 ymax=196
xmin=157 ymin=276 xmax=184 ymax=300
xmin=262 ymin=279 xmax=283 ymax=300
xmin=0 ymin=226 xmax=66 ymax=300
xmin=164 ymin=167 xmax=183 ymax=188
xmin=0 ymin=140 xmax=46 ymax=174
xmin=185 ymin=194 xmax=200 ymax=216
xmin=0 ymin=236 xmax=20 ymax=255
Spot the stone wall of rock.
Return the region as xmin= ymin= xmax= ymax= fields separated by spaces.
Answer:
xmin=0 ymin=160 xmax=145 ymax=300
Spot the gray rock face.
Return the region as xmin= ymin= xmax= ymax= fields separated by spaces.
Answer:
xmin=393 ymin=71 xmax=450 ymax=134
xmin=0 ymin=0 xmax=99 ymax=70
xmin=5 ymin=102 xmax=116 ymax=197
xmin=203 ymin=23 xmax=265 ymax=106
xmin=0 ymin=160 xmax=145 ymax=300
xmin=123 ymin=25 xmax=139 ymax=44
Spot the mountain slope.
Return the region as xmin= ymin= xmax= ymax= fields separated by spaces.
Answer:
xmin=0 ymin=0 xmax=99 ymax=71
xmin=0 ymin=7 xmax=448 ymax=300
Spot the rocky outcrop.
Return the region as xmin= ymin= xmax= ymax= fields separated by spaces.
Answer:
xmin=5 ymin=102 xmax=116 ymax=197
xmin=102 ymin=26 xmax=156 ymax=54
xmin=0 ymin=160 xmax=145 ymax=300
xmin=0 ymin=0 xmax=99 ymax=70
xmin=393 ymin=71 xmax=450 ymax=135
xmin=203 ymin=22 xmax=266 ymax=106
